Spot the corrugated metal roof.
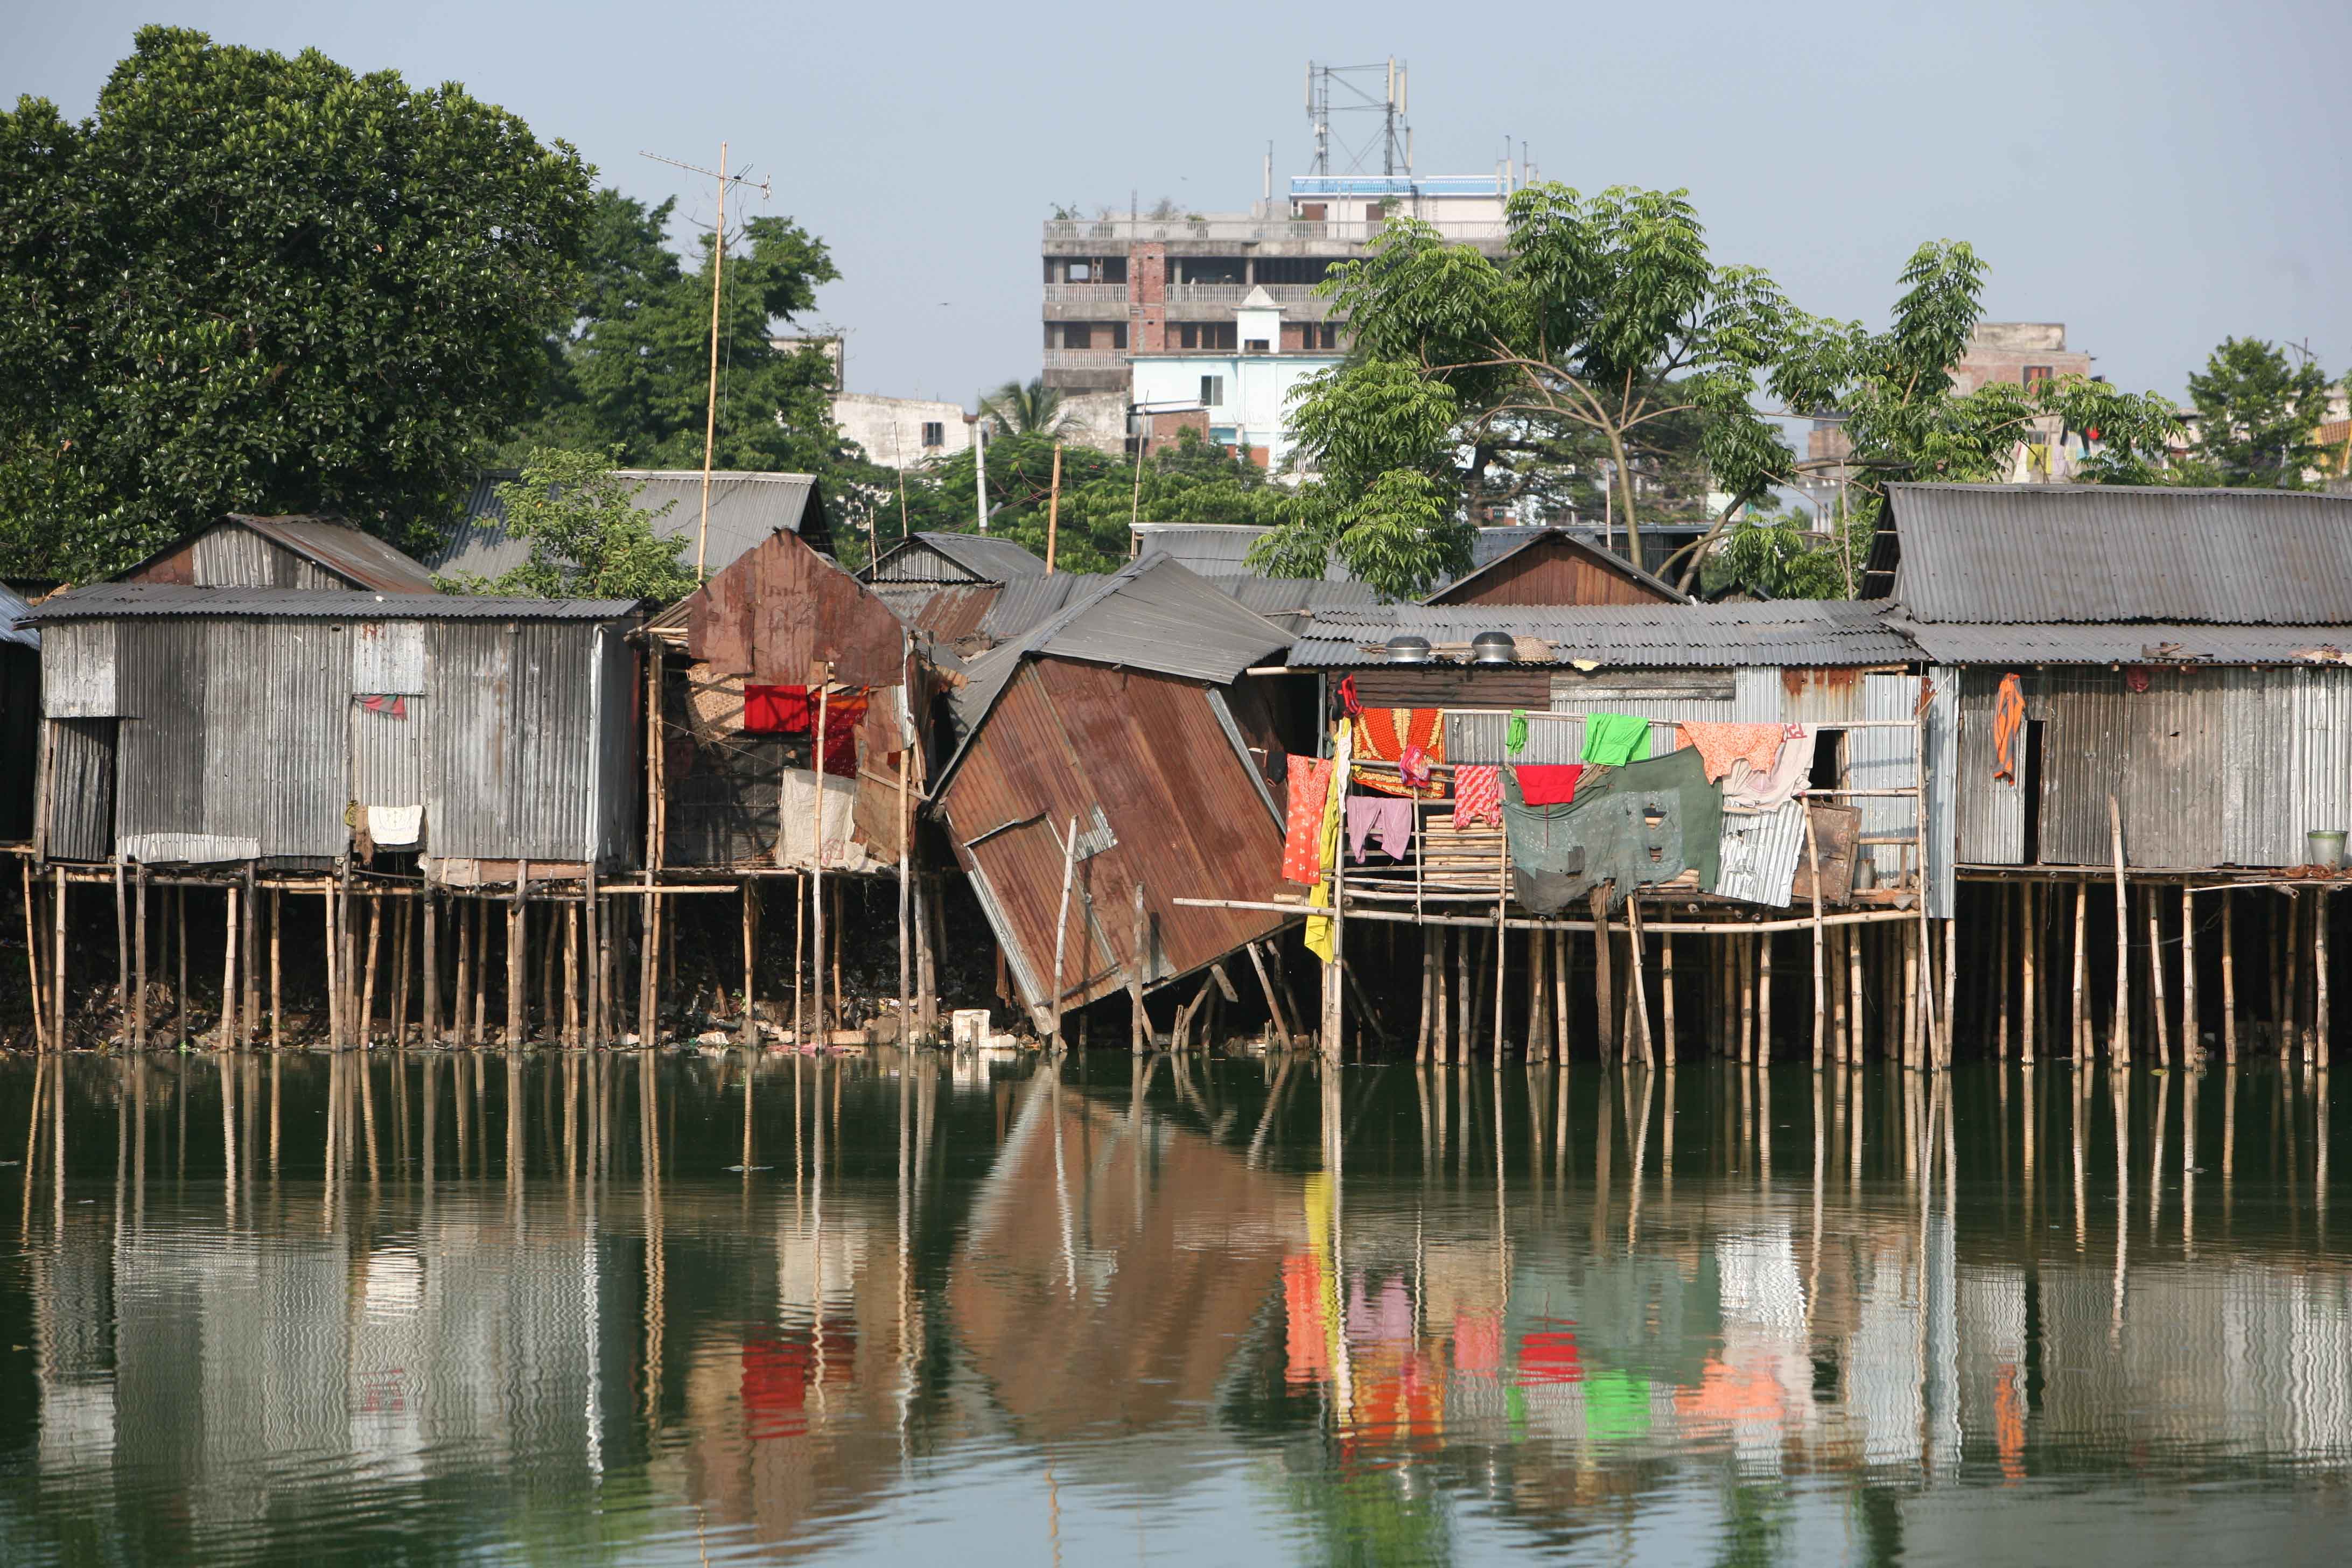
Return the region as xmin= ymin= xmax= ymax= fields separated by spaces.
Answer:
xmin=975 ymin=569 xmax=1375 ymax=644
xmin=228 ymin=514 xmax=441 ymax=593
xmin=1126 ymin=521 xmax=1696 ymax=593
xmin=0 ymin=580 xmax=35 ymax=649
xmin=941 ymin=556 xmax=1296 ymax=790
xmin=1888 ymin=618 xmax=2352 ymax=665
xmin=1288 ymin=599 xmax=1917 ymax=668
xmin=25 ymin=585 xmax=638 ymax=622
xmin=1878 ymin=482 xmax=2352 ymax=624
xmin=430 ymin=470 xmax=828 ymax=580
xmin=977 ymin=573 xmax=1108 ymax=640
xmin=863 ymin=531 xmax=1046 ymax=584
xmin=1423 ymin=526 xmax=1687 ymax=604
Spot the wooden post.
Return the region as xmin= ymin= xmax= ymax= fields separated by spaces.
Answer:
xmin=2070 ymin=880 xmax=2089 ymax=1062
xmin=2221 ymin=888 xmax=2238 ymax=1063
xmin=741 ymin=881 xmax=759 ymax=1049
xmin=423 ymin=890 xmax=441 ymax=1048
xmin=584 ymin=868 xmax=601 ymax=1049
xmin=1131 ymin=882 xmax=1151 ymax=1052
xmin=1738 ymin=934 xmax=1756 ymax=1066
xmin=1804 ymin=813 xmax=1826 ymax=1069
xmin=2318 ymin=888 xmax=2333 ymax=1071
xmin=1901 ymin=918 xmax=1918 ymax=1070
xmin=1050 ymin=815 xmax=1079 ymax=1051
xmin=507 ymin=864 xmax=527 ymax=1047
xmin=1660 ymin=932 xmax=1678 ymax=1063
xmin=2108 ymin=796 xmax=2131 ymax=1064
xmin=19 ymin=862 xmax=44 ymax=1052
xmin=1247 ymin=940 xmax=1293 ymax=1053
xmin=1044 ymin=442 xmax=1064 ymax=573
xmin=1528 ymin=927 xmax=1550 ymax=1062
xmin=830 ymin=883 xmax=843 ymax=1028
xmin=133 ymin=862 xmax=148 ymax=1052
xmin=1996 ymin=884 xmax=2013 ymax=1059
xmin=361 ymin=894 xmax=383 ymax=1048
xmin=811 ymin=685 xmax=829 ymax=1041
xmin=473 ymin=900 xmax=489 ymax=1046
xmin=1434 ymin=927 xmax=1452 ymax=1066
xmin=2180 ymin=885 xmax=2198 ymax=1061
xmin=1758 ymin=934 xmax=1775 ymax=1066
xmin=2146 ymin=885 xmax=2171 ymax=1067
xmin=2021 ymin=884 xmax=2038 ymax=1065
xmin=389 ymin=894 xmax=410 ymax=1049
xmin=113 ymin=857 xmax=129 ymax=1040
xmin=1551 ymin=929 xmax=1569 ymax=1068
xmin=1590 ymin=886 xmax=1616 ymax=1062
xmin=1625 ymin=896 xmax=1655 ymax=1068
xmin=1939 ymin=916 xmax=1955 ymax=1069
xmin=453 ymin=895 xmax=472 ymax=1046
xmin=564 ymin=898 xmax=581 ymax=1047
xmin=174 ymin=887 xmax=187 ymax=1051
xmin=220 ymin=882 xmax=240 ymax=1051
xmin=53 ymin=865 xmax=67 ymax=1051
xmin=1846 ymin=915 xmax=1864 ymax=1064
xmin=242 ymin=865 xmax=259 ymax=1048
xmin=1416 ymin=926 xmax=1434 ymax=1062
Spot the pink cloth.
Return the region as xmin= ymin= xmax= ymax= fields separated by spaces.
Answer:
xmin=1675 ymin=721 xmax=1788 ymax=783
xmin=1345 ymin=797 xmax=1413 ymax=863
xmin=1281 ymin=758 xmax=1333 ymax=884
xmin=1452 ymin=764 xmax=1503 ymax=829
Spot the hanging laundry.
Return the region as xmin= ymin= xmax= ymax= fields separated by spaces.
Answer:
xmin=1335 ymin=674 xmax=1363 ymax=719
xmin=1992 ymin=672 xmax=2026 ymax=783
xmin=746 ymin=684 xmax=865 ymax=776
xmin=1351 ymin=707 xmax=1447 ymax=798
xmin=1580 ymin=712 xmax=1652 ymax=767
xmin=1721 ymin=725 xmax=1816 ymax=814
xmin=743 ymin=683 xmax=810 ymax=733
xmin=1675 ymin=721 xmax=1787 ymax=783
xmin=1513 ymin=763 xmax=1584 ymax=806
xmin=1282 ymin=758 xmax=1334 ymax=884
xmin=1304 ymin=745 xmax=1346 ymax=962
xmin=1452 ymin=764 xmax=1503 ymax=830
xmin=358 ymin=694 xmax=408 ymax=720
xmin=1506 ymin=709 xmax=1529 ymax=756
xmin=1346 ymin=797 xmax=1413 ymax=863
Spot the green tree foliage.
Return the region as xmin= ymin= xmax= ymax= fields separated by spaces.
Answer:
xmin=1774 ymin=242 xmax=2182 ymax=519
xmin=0 ymin=26 xmax=593 ymax=580
xmin=1249 ymin=184 xmax=1802 ymax=593
xmin=2177 ymin=338 xmax=2334 ymax=488
xmin=858 ymin=427 xmax=1283 ymax=575
xmin=440 ymin=448 xmax=694 ymax=601
xmin=977 ymin=376 xmax=1076 ymax=437
xmin=1700 ymin=507 xmax=1864 ymax=600
xmin=502 ymin=190 xmax=846 ymax=476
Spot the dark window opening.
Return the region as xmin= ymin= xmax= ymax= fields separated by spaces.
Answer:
xmin=1201 ymin=375 xmax=1225 ymax=406
xmin=2023 ymin=364 xmax=2054 ymax=392
xmin=1257 ymin=257 xmax=1337 ymax=286
xmin=1177 ymin=256 xmax=1245 ymax=285
xmin=1063 ymin=324 xmax=1090 ymax=350
xmin=2022 ymin=719 xmax=2046 ymax=864
xmin=1808 ymin=729 xmax=1844 ymax=792
xmin=1243 ymin=338 xmax=1270 ymax=355
xmin=1365 ymin=202 xmax=1385 ymax=222
xmin=1312 ymin=323 xmax=1340 ymax=351
xmin=920 ymin=422 xmax=944 ymax=448
xmin=1111 ymin=323 xmax=1128 ymax=350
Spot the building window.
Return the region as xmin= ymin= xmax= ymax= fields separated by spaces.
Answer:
xmin=1364 ymin=202 xmax=1385 ymax=222
xmin=1201 ymin=375 xmax=1225 ymax=407
xmin=1313 ymin=323 xmax=1340 ymax=351
xmin=2024 ymin=364 xmax=2054 ymax=391
xmin=920 ymin=422 xmax=944 ymax=449
xmin=1203 ymin=322 xmax=1236 ymax=351
xmin=1067 ymin=261 xmax=1092 ymax=282
xmin=1112 ymin=323 xmax=1128 ymax=350
xmin=1063 ymin=324 xmax=1091 ymax=349
xmin=1243 ymin=338 xmax=1269 ymax=355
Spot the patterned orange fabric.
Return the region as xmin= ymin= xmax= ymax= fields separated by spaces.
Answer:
xmin=1675 ymin=721 xmax=1787 ymax=783
xmin=1282 ymin=757 xmax=1333 ymax=884
xmin=1993 ymin=673 xmax=2026 ymax=783
xmin=1351 ymin=708 xmax=1446 ymax=797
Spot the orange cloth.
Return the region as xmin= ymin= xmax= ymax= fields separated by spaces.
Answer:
xmin=1281 ymin=758 xmax=1333 ymax=884
xmin=1993 ymin=673 xmax=2026 ymax=783
xmin=1675 ymin=721 xmax=1787 ymax=784
xmin=1351 ymin=708 xmax=1446 ymax=798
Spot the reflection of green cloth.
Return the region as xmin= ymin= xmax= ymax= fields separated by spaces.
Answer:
xmin=1507 ymin=709 xmax=1529 ymax=755
xmin=1503 ymin=744 xmax=1720 ymax=912
xmin=1581 ymin=712 xmax=1652 ymax=766
xmin=1583 ymin=1371 xmax=1652 ymax=1440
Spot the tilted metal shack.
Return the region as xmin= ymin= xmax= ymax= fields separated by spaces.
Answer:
xmin=25 ymin=586 xmax=640 ymax=872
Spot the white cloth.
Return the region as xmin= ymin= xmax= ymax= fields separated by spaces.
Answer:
xmin=368 ymin=805 xmax=424 ymax=846
xmin=1721 ymin=725 xmax=1815 ymax=814
xmin=776 ymin=768 xmax=875 ymax=872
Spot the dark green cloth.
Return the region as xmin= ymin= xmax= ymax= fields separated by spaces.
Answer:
xmin=1502 ymin=743 xmax=1720 ymax=913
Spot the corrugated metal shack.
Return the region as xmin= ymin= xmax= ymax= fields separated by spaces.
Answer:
xmin=24 ymin=586 xmax=641 ymax=870
xmin=860 ymin=531 xmax=1045 ymax=654
xmin=431 ymin=470 xmax=834 ymax=581
xmin=1422 ymin=527 xmax=1686 ymax=608
xmin=1873 ymin=482 xmax=2352 ymax=872
xmin=932 ymin=555 xmax=1298 ymax=1032
xmin=1130 ymin=521 xmax=1714 ymax=585
xmin=114 ymin=514 xmax=442 ymax=594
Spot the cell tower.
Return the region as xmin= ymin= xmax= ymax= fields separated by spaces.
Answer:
xmin=1305 ymin=59 xmax=1411 ymax=177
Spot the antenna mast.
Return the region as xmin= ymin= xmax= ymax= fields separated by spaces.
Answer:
xmin=1305 ymin=61 xmax=1411 ymax=180
xmin=641 ymin=144 xmax=771 ymax=579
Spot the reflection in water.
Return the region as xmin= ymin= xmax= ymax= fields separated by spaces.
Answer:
xmin=2 ymin=1051 xmax=2349 ymax=1565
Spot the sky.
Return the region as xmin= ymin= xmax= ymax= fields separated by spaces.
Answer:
xmin=10 ymin=1 xmax=2350 ymax=411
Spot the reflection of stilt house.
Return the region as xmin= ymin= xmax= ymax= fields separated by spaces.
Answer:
xmin=1874 ymin=482 xmax=2352 ymax=1060
xmin=640 ymin=526 xmax=935 ymax=1040
xmin=931 ymin=555 xmax=1300 ymax=1035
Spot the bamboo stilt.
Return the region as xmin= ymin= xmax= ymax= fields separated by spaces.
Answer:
xmin=53 ymin=866 xmax=67 ymax=1049
xmin=2222 ymin=888 xmax=2238 ymax=1063
xmin=1758 ymin=934 xmax=1774 ymax=1066
xmin=1625 ymin=898 xmax=1655 ymax=1068
xmin=2108 ymin=796 xmax=2131 ymax=1064
xmin=473 ymin=900 xmax=489 ymax=1047
xmin=360 ymin=894 xmax=382 ymax=1048
xmin=1590 ymin=886 xmax=1616 ymax=1063
xmin=1551 ymin=928 xmax=1569 ymax=1067
xmin=134 ymin=863 xmax=149 ymax=1052
xmin=1738 ymin=934 xmax=1755 ymax=1066
xmin=1901 ymin=918 xmax=1919 ymax=1070
xmin=113 ymin=858 xmax=128 ymax=1039
xmin=175 ymin=887 xmax=188 ymax=1051
xmin=2318 ymin=890 xmax=2332 ymax=1071
xmin=1847 ymin=913 xmax=1865 ymax=1063
xmin=506 ymin=870 xmax=526 ymax=1048
xmin=740 ymin=883 xmax=759 ymax=1050
xmin=2146 ymin=885 xmax=2171 ymax=1067
xmin=454 ymin=897 xmax=472 ymax=1046
xmin=220 ymin=884 xmax=239 ymax=1051
xmin=2071 ymin=881 xmax=2089 ymax=1062
xmin=2021 ymin=884 xmax=2038 ymax=1065
xmin=565 ymin=900 xmax=582 ymax=1048
xmin=1416 ymin=926 xmax=1434 ymax=1062
xmin=2180 ymin=885 xmax=2198 ymax=1061
xmin=1939 ymin=916 xmax=1955 ymax=1069
xmin=423 ymin=891 xmax=441 ymax=1049
xmin=1660 ymin=933 xmax=1676 ymax=1064
xmin=242 ymin=866 xmax=260 ymax=1048
xmin=1804 ymin=812 xmax=1826 ymax=1069
xmin=19 ymin=863 xmax=44 ymax=1052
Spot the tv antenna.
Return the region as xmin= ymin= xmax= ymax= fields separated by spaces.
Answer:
xmin=1305 ymin=59 xmax=1410 ymax=178
xmin=641 ymin=143 xmax=772 ymax=578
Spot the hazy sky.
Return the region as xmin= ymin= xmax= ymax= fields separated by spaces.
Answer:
xmin=11 ymin=1 xmax=2348 ymax=410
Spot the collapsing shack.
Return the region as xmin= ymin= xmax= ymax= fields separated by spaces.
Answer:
xmin=1875 ymin=481 xmax=2352 ymax=1063
xmin=20 ymin=584 xmax=641 ymax=1050
xmin=932 ymin=555 xmax=1301 ymax=1040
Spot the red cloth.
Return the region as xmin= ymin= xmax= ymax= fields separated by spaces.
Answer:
xmin=1514 ymin=763 xmax=1584 ymax=806
xmin=358 ymin=695 xmax=407 ymax=719
xmin=1452 ymin=764 xmax=1502 ymax=829
xmin=1282 ymin=758 xmax=1332 ymax=884
xmin=744 ymin=684 xmax=867 ymax=777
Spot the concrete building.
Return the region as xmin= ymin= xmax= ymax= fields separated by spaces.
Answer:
xmin=1041 ymin=173 xmax=1514 ymax=400
xmin=1127 ymin=286 xmax=1342 ymax=471
xmin=833 ymin=392 xmax=972 ymax=468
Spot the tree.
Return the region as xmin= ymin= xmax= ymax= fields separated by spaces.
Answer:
xmin=440 ymin=448 xmax=695 ymax=601
xmin=504 ymin=191 xmax=846 ymax=476
xmin=2179 ymin=338 xmax=2333 ymax=487
xmin=978 ymin=377 xmax=1077 ymax=437
xmin=1700 ymin=507 xmax=1860 ymax=600
xmin=1248 ymin=184 xmax=1801 ymax=592
xmin=0 ymin=26 xmax=592 ymax=580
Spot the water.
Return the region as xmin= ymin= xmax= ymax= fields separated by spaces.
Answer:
xmin=1 ymin=1050 xmax=2348 ymax=1566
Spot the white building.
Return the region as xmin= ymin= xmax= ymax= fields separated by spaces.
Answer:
xmin=833 ymin=392 xmax=973 ymax=468
xmin=1126 ymin=286 xmax=1340 ymax=473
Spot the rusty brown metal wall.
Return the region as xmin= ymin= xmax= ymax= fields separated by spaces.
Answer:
xmin=939 ymin=659 xmax=1289 ymax=1019
xmin=1427 ymin=535 xmax=1678 ymax=607
xmin=685 ymin=529 xmax=905 ymax=690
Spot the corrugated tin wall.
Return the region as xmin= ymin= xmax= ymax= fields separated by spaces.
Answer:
xmin=1854 ymin=675 xmax=1923 ymax=888
xmin=1955 ymin=669 xmax=2025 ymax=865
xmin=596 ymin=629 xmax=638 ymax=865
xmin=2224 ymin=668 xmax=2352 ymax=867
xmin=43 ymin=719 xmax=115 ymax=860
xmin=1926 ymin=666 xmax=1958 ymax=918
xmin=40 ymin=621 xmax=116 ymax=718
xmin=191 ymin=529 xmax=340 ymax=589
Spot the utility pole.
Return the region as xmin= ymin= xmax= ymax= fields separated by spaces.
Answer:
xmin=642 ymin=144 xmax=771 ymax=579
xmin=971 ymin=414 xmax=990 ymax=531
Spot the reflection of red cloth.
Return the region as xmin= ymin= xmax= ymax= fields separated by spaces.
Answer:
xmin=1283 ymin=1255 xmax=1330 ymax=1386
xmin=1518 ymin=1319 xmax=1583 ymax=1385
xmin=740 ymin=1333 xmax=811 ymax=1440
xmin=743 ymin=685 xmax=867 ymax=776
xmin=1514 ymin=763 xmax=1584 ymax=806
xmin=1453 ymin=1311 xmax=1503 ymax=1375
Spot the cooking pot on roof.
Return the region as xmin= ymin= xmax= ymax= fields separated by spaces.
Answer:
xmin=1471 ymin=632 xmax=1517 ymax=666
xmin=1384 ymin=635 xmax=1433 ymax=664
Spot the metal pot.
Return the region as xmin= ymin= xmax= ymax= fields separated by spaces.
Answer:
xmin=1384 ymin=635 xmax=1433 ymax=664
xmin=1471 ymin=632 xmax=1516 ymax=666
xmin=2309 ymin=830 xmax=2347 ymax=870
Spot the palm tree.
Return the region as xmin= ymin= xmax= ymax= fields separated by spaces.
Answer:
xmin=978 ymin=376 xmax=1075 ymax=437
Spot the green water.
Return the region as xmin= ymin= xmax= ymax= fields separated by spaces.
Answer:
xmin=1 ymin=1050 xmax=2347 ymax=1565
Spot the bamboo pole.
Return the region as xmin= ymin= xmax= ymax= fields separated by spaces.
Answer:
xmin=741 ymin=881 xmax=759 ymax=1049
xmin=19 ymin=863 xmax=43 ymax=1052
xmin=2021 ymin=884 xmax=2038 ymax=1065
xmin=1738 ymin=934 xmax=1756 ymax=1066
xmin=2180 ymin=885 xmax=2198 ymax=1062
xmin=1434 ymin=926 xmax=1452 ymax=1066
xmin=423 ymin=890 xmax=441 ymax=1048
xmin=134 ymin=862 xmax=149 ymax=1052
xmin=1901 ymin=919 xmax=1918 ymax=1070
xmin=174 ymin=887 xmax=187 ymax=1051
xmin=507 ymin=865 xmax=527 ymax=1047
xmin=1996 ymin=884 xmax=2013 ymax=1059
xmin=2318 ymin=889 xmax=2332 ymax=1071
xmin=1805 ymin=813 xmax=1826 ymax=1069
xmin=2146 ymin=886 xmax=2172 ymax=1067
xmin=1660 ymin=933 xmax=1677 ymax=1063
xmin=1050 ymin=815 xmax=1079 ymax=1051
xmin=1551 ymin=929 xmax=1570 ymax=1068
xmin=792 ymin=871 xmax=805 ymax=1042
xmin=811 ymin=685 xmax=829 ymax=1041
xmin=473 ymin=900 xmax=489 ymax=1046
xmin=1847 ymin=914 xmax=1864 ymax=1063
xmin=1590 ymin=886 xmax=1616 ymax=1063
xmin=361 ymin=895 xmax=383 ymax=1048
xmin=391 ymin=894 xmax=412 ymax=1049
xmin=1759 ymin=934 xmax=1775 ymax=1066
xmin=1528 ymin=927 xmax=1549 ymax=1061
xmin=453 ymin=897 xmax=471 ymax=1046
xmin=1939 ymin=916 xmax=1955 ymax=1069
xmin=220 ymin=883 xmax=239 ymax=1051
xmin=1248 ymin=939 xmax=1294 ymax=1053
xmin=830 ymin=883 xmax=843 ymax=1031
xmin=1625 ymin=897 xmax=1655 ymax=1068
xmin=2108 ymin=795 xmax=2131 ymax=1064
xmin=53 ymin=865 xmax=67 ymax=1051
xmin=1132 ymin=881 xmax=1151 ymax=1052
xmin=565 ymin=899 xmax=582 ymax=1047
xmin=2222 ymin=888 xmax=2238 ymax=1063
xmin=585 ymin=868 xmax=601 ymax=1049
xmin=242 ymin=865 xmax=260 ymax=1048
xmin=2071 ymin=881 xmax=2089 ymax=1062
xmin=1416 ymin=926 xmax=1434 ymax=1061
xmin=113 ymin=857 xmax=128 ymax=1041
xmin=1044 ymin=442 xmax=1063 ymax=572
xmin=896 ymin=645 xmax=913 ymax=1043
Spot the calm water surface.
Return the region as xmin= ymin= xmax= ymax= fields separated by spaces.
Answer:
xmin=2 ymin=1048 xmax=2349 ymax=1565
